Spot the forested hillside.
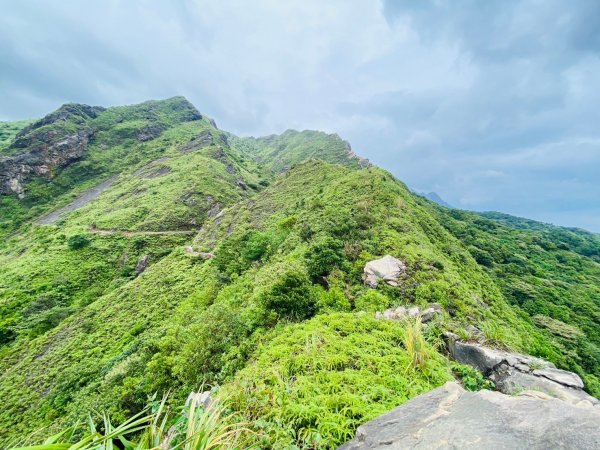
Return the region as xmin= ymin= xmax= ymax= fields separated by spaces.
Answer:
xmin=0 ymin=98 xmax=598 ymax=448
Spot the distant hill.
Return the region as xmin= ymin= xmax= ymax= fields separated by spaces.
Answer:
xmin=417 ymin=190 xmax=453 ymax=208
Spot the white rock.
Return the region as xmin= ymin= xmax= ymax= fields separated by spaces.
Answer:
xmin=363 ymin=255 xmax=406 ymax=288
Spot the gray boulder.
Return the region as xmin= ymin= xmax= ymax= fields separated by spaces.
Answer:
xmin=491 ymin=366 xmax=597 ymax=407
xmin=185 ymin=390 xmax=212 ymax=409
xmin=448 ymin=340 xmax=554 ymax=375
xmin=363 ymin=255 xmax=406 ymax=288
xmin=447 ymin=340 xmax=598 ymax=406
xmin=339 ymin=382 xmax=600 ymax=449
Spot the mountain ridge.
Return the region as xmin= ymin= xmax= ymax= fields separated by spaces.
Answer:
xmin=0 ymin=97 xmax=598 ymax=448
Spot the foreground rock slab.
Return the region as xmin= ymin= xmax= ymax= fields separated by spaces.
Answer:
xmin=339 ymin=382 xmax=600 ymax=450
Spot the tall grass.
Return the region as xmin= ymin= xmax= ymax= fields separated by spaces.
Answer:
xmin=10 ymin=395 xmax=250 ymax=450
xmin=403 ymin=317 xmax=428 ymax=369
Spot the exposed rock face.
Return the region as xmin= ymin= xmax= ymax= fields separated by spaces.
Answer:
xmin=180 ymin=130 xmax=214 ymax=153
xmin=363 ymin=255 xmax=406 ymax=288
xmin=136 ymin=124 xmax=166 ymax=142
xmin=375 ymin=303 xmax=443 ymax=323
xmin=339 ymin=381 xmax=600 ymax=449
xmin=1 ymin=129 xmax=94 ymax=197
xmin=446 ymin=339 xmax=598 ymax=407
xmin=1 ymin=103 xmax=104 ymax=198
xmin=184 ymin=246 xmax=214 ymax=259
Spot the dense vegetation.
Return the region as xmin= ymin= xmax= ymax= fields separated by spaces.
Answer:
xmin=0 ymin=98 xmax=598 ymax=448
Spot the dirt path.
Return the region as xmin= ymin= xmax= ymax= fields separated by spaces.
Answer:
xmin=37 ymin=176 xmax=118 ymax=225
xmin=89 ymin=228 xmax=196 ymax=237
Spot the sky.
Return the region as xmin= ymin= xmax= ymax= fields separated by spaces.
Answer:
xmin=1 ymin=0 xmax=599 ymax=232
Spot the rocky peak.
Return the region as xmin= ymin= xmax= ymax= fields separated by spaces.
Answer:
xmin=13 ymin=103 xmax=104 ymax=148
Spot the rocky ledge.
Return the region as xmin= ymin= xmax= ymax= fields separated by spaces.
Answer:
xmin=445 ymin=336 xmax=599 ymax=407
xmin=339 ymin=381 xmax=600 ymax=449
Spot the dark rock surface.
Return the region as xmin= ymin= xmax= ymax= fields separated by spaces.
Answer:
xmin=136 ymin=124 xmax=166 ymax=142
xmin=135 ymin=255 xmax=150 ymax=275
xmin=339 ymin=381 xmax=600 ymax=449
xmin=1 ymin=128 xmax=94 ymax=197
xmin=180 ymin=130 xmax=214 ymax=153
xmin=0 ymin=103 xmax=104 ymax=197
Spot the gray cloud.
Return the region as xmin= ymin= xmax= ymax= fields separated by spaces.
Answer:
xmin=0 ymin=0 xmax=598 ymax=231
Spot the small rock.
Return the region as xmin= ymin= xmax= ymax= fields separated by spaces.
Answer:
xmin=135 ymin=255 xmax=150 ymax=274
xmin=184 ymin=246 xmax=214 ymax=259
xmin=185 ymin=390 xmax=212 ymax=409
xmin=394 ymin=306 xmax=407 ymax=317
xmin=442 ymin=331 xmax=459 ymax=342
xmin=407 ymin=306 xmax=420 ymax=317
xmin=419 ymin=303 xmax=443 ymax=322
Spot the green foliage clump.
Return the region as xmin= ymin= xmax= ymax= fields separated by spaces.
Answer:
xmin=354 ymin=290 xmax=389 ymax=312
xmin=223 ymin=313 xmax=453 ymax=449
xmin=451 ymin=363 xmax=495 ymax=391
xmin=260 ymin=269 xmax=316 ymax=321
xmin=306 ymin=234 xmax=345 ymax=279
xmin=316 ymin=287 xmax=351 ymax=313
xmin=67 ymin=234 xmax=90 ymax=250
xmin=11 ymin=395 xmax=249 ymax=450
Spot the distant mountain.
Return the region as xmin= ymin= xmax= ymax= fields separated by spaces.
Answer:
xmin=418 ymin=191 xmax=453 ymax=208
xmin=0 ymin=97 xmax=598 ymax=448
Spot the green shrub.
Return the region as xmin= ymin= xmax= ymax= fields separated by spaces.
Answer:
xmin=306 ymin=235 xmax=345 ymax=279
xmin=316 ymin=287 xmax=351 ymax=312
xmin=354 ymin=290 xmax=389 ymax=312
xmin=452 ymin=363 xmax=495 ymax=391
xmin=259 ymin=270 xmax=316 ymax=321
xmin=67 ymin=234 xmax=90 ymax=250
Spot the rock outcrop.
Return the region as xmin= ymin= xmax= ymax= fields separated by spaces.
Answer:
xmin=0 ymin=103 xmax=103 ymax=197
xmin=446 ymin=338 xmax=599 ymax=407
xmin=375 ymin=303 xmax=443 ymax=323
xmin=185 ymin=390 xmax=212 ymax=409
xmin=180 ymin=130 xmax=215 ymax=153
xmin=136 ymin=124 xmax=166 ymax=142
xmin=363 ymin=255 xmax=406 ymax=288
xmin=339 ymin=381 xmax=600 ymax=449
xmin=1 ymin=129 xmax=94 ymax=197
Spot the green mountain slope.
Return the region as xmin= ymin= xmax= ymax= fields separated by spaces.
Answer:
xmin=229 ymin=129 xmax=370 ymax=173
xmin=434 ymin=207 xmax=600 ymax=385
xmin=0 ymin=97 xmax=598 ymax=448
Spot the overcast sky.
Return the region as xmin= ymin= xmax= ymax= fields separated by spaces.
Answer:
xmin=1 ymin=0 xmax=599 ymax=231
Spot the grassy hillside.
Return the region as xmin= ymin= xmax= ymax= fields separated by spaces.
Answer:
xmin=0 ymin=120 xmax=34 ymax=152
xmin=230 ymin=129 xmax=369 ymax=173
xmin=0 ymin=98 xmax=598 ymax=448
xmin=433 ymin=206 xmax=600 ymax=394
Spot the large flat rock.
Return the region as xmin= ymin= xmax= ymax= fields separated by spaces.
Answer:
xmin=339 ymin=382 xmax=600 ymax=449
